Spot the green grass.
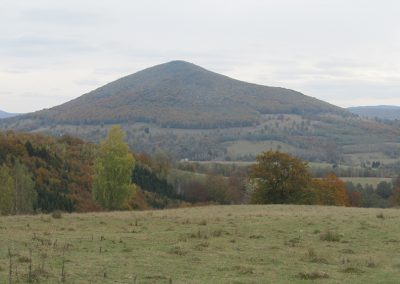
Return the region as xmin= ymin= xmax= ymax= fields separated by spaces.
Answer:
xmin=1 ymin=205 xmax=400 ymax=283
xmin=309 ymin=162 xmax=335 ymax=169
xmin=226 ymin=140 xmax=295 ymax=159
xmin=340 ymin=177 xmax=393 ymax=187
xmin=343 ymin=153 xmax=400 ymax=166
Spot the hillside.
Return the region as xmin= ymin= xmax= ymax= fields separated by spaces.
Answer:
xmin=2 ymin=61 xmax=400 ymax=164
xmin=0 ymin=131 xmax=98 ymax=212
xmin=1 ymin=205 xmax=399 ymax=283
xmin=348 ymin=106 xmax=400 ymax=120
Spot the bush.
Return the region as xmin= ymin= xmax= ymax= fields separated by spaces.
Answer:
xmin=297 ymin=271 xmax=329 ymax=280
xmin=319 ymin=230 xmax=341 ymax=242
xmin=51 ymin=210 xmax=63 ymax=219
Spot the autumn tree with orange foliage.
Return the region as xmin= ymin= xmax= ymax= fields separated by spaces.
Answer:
xmin=391 ymin=188 xmax=400 ymax=206
xmin=390 ymin=174 xmax=400 ymax=206
xmin=347 ymin=190 xmax=363 ymax=207
xmin=312 ymin=173 xmax=349 ymax=206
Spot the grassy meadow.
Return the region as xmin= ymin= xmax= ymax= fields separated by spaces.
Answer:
xmin=1 ymin=205 xmax=400 ymax=283
xmin=340 ymin=177 xmax=393 ymax=187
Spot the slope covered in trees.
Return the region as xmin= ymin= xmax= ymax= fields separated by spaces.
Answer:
xmin=0 ymin=131 xmax=98 ymax=212
xmin=23 ymin=61 xmax=344 ymax=128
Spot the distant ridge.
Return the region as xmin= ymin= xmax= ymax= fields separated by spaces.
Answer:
xmin=348 ymin=105 xmax=400 ymax=120
xmin=0 ymin=109 xmax=19 ymax=119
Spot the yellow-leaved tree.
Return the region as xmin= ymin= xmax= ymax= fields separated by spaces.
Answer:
xmin=92 ymin=126 xmax=135 ymax=210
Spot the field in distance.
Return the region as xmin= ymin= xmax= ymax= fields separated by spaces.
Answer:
xmin=1 ymin=205 xmax=400 ymax=283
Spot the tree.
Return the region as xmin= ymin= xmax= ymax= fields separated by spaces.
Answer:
xmin=181 ymin=180 xmax=209 ymax=203
xmin=250 ymin=151 xmax=312 ymax=204
xmin=92 ymin=126 xmax=135 ymax=210
xmin=312 ymin=173 xmax=349 ymax=206
xmin=226 ymin=171 xmax=247 ymax=204
xmin=391 ymin=175 xmax=400 ymax=206
xmin=376 ymin=181 xmax=393 ymax=199
xmin=152 ymin=149 xmax=172 ymax=178
xmin=0 ymin=165 xmax=15 ymax=215
xmin=391 ymin=187 xmax=400 ymax=206
xmin=13 ymin=160 xmax=37 ymax=214
xmin=345 ymin=182 xmax=363 ymax=207
xmin=205 ymin=174 xmax=229 ymax=204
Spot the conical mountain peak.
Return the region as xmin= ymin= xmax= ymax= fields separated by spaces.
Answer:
xmin=31 ymin=61 xmax=343 ymax=128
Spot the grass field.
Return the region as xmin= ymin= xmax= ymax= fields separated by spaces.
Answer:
xmin=226 ymin=140 xmax=295 ymax=159
xmin=1 ymin=205 xmax=400 ymax=283
xmin=340 ymin=177 xmax=393 ymax=187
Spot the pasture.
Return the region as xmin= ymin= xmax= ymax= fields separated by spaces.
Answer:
xmin=340 ymin=177 xmax=393 ymax=187
xmin=1 ymin=205 xmax=400 ymax=283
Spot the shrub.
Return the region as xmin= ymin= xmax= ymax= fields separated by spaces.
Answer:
xmin=198 ymin=219 xmax=207 ymax=226
xmin=51 ymin=210 xmax=63 ymax=219
xmin=341 ymin=267 xmax=364 ymax=274
xmin=297 ymin=271 xmax=329 ymax=279
xmin=18 ymin=256 xmax=30 ymax=263
xmin=319 ymin=230 xmax=341 ymax=242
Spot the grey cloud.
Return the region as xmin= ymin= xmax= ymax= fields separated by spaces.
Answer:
xmin=92 ymin=66 xmax=141 ymax=76
xmin=1 ymin=69 xmax=27 ymax=74
xmin=296 ymin=80 xmax=400 ymax=103
xmin=20 ymin=8 xmax=104 ymax=26
xmin=75 ymin=79 xmax=103 ymax=87
xmin=313 ymin=59 xmax=375 ymax=70
xmin=0 ymin=35 xmax=96 ymax=57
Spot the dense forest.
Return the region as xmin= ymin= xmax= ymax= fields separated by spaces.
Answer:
xmin=0 ymin=131 xmax=97 ymax=213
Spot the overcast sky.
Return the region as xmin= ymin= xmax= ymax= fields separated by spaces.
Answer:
xmin=1 ymin=0 xmax=399 ymax=113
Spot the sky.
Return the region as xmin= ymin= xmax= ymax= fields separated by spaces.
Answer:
xmin=1 ymin=0 xmax=399 ymax=113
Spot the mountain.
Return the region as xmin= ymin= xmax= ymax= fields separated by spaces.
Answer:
xmin=28 ymin=60 xmax=344 ymax=128
xmin=0 ymin=109 xmax=18 ymax=119
xmin=348 ymin=105 xmax=400 ymax=120
xmin=2 ymin=61 xmax=400 ymax=164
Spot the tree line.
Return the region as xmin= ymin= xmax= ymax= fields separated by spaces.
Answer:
xmin=1 ymin=127 xmax=399 ymax=215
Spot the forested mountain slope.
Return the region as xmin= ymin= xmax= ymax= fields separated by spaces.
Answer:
xmin=24 ymin=60 xmax=345 ymax=128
